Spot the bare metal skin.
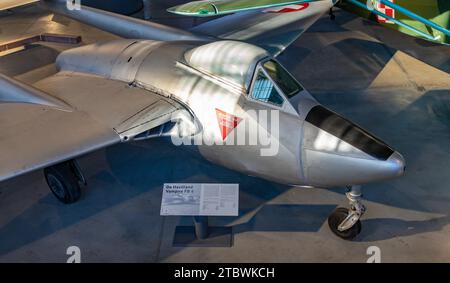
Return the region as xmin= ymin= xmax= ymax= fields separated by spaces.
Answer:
xmin=0 ymin=0 xmax=406 ymax=239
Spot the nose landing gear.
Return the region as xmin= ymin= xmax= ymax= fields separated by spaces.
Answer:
xmin=328 ymin=185 xmax=366 ymax=240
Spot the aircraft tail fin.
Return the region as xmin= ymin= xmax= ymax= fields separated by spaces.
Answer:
xmin=0 ymin=73 xmax=71 ymax=111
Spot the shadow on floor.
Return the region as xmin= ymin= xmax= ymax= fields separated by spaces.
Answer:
xmin=232 ymin=204 xmax=336 ymax=234
xmin=358 ymin=215 xmax=449 ymax=242
xmin=0 ymin=139 xmax=288 ymax=256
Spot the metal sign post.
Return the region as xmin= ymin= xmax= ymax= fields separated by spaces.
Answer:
xmin=193 ymin=216 xmax=209 ymax=239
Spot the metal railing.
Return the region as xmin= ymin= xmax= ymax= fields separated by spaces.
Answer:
xmin=346 ymin=0 xmax=449 ymax=42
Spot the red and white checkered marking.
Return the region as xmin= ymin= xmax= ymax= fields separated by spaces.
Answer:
xmin=262 ymin=3 xmax=309 ymax=13
xmin=376 ymin=0 xmax=395 ymax=24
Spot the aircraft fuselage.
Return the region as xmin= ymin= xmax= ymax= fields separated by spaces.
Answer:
xmin=54 ymin=39 xmax=405 ymax=187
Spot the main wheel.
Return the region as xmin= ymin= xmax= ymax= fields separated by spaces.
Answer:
xmin=328 ymin=207 xmax=361 ymax=240
xmin=44 ymin=161 xmax=81 ymax=204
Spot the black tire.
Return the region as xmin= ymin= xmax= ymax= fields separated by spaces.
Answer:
xmin=328 ymin=207 xmax=361 ymax=240
xmin=44 ymin=161 xmax=81 ymax=204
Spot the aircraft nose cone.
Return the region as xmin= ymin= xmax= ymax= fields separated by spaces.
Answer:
xmin=386 ymin=151 xmax=406 ymax=177
xmin=300 ymin=105 xmax=406 ymax=187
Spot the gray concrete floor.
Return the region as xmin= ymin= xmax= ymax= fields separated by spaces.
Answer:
xmin=0 ymin=2 xmax=449 ymax=263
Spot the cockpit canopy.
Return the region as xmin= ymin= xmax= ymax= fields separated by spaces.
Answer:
xmin=184 ymin=40 xmax=268 ymax=90
xmin=185 ymin=40 xmax=303 ymax=109
xmin=250 ymin=59 xmax=303 ymax=107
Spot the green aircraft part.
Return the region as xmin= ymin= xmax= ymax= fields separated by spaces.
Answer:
xmin=167 ymin=0 xmax=315 ymax=16
xmin=168 ymin=0 xmax=449 ymax=45
xmin=339 ymin=0 xmax=450 ymax=45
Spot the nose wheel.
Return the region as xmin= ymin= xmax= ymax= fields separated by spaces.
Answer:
xmin=328 ymin=185 xmax=366 ymax=240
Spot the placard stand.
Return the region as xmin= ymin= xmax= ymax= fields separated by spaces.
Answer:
xmin=162 ymin=183 xmax=238 ymax=247
xmin=172 ymin=216 xmax=233 ymax=247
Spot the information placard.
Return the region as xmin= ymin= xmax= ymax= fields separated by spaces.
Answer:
xmin=160 ymin=183 xmax=239 ymax=216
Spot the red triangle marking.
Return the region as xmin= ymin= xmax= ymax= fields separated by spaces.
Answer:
xmin=215 ymin=108 xmax=242 ymax=141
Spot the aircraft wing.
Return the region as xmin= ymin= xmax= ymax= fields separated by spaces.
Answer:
xmin=168 ymin=0 xmax=313 ymax=16
xmin=0 ymin=72 xmax=193 ymax=182
xmin=0 ymin=0 xmax=38 ymax=11
xmin=190 ymin=0 xmax=336 ymax=56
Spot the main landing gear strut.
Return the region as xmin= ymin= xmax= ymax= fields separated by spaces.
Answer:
xmin=328 ymin=185 xmax=366 ymax=240
xmin=329 ymin=8 xmax=336 ymax=20
xmin=44 ymin=159 xmax=86 ymax=204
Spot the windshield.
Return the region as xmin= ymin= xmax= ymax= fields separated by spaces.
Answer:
xmin=251 ymin=69 xmax=284 ymax=106
xmin=262 ymin=60 xmax=302 ymax=98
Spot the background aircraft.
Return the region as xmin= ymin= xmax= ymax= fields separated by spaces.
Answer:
xmin=0 ymin=0 xmax=408 ymax=240
xmin=3 ymin=0 xmax=448 ymax=44
xmin=168 ymin=0 xmax=319 ymax=16
xmin=338 ymin=0 xmax=449 ymax=45
xmin=168 ymin=0 xmax=449 ymax=45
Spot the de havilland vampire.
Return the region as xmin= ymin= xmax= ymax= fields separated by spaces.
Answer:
xmin=0 ymin=0 xmax=409 ymax=240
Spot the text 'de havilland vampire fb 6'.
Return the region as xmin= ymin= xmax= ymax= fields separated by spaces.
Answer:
xmin=2 ymin=0 xmax=447 ymax=240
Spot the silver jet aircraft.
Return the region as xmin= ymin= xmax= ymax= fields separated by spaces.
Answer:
xmin=0 ymin=0 xmax=405 ymax=240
